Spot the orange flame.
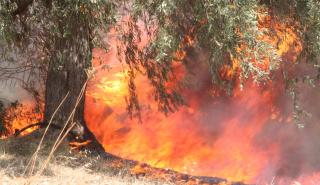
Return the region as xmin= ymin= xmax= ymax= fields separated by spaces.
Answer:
xmin=1 ymin=102 xmax=43 ymax=138
xmin=84 ymin=14 xmax=309 ymax=184
xmin=221 ymin=12 xmax=303 ymax=82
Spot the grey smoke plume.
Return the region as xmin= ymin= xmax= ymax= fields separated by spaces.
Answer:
xmin=0 ymin=42 xmax=45 ymax=106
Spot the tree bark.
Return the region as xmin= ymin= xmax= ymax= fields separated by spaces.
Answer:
xmin=43 ymin=9 xmax=103 ymax=150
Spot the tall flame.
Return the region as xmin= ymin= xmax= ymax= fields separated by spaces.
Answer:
xmin=1 ymin=10 xmax=319 ymax=184
xmin=84 ymin=15 xmax=309 ymax=184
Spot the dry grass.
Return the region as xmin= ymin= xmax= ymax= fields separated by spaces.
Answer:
xmin=0 ymin=130 xmax=173 ymax=185
xmin=0 ymin=86 xmax=171 ymax=185
xmin=0 ymin=166 xmax=168 ymax=185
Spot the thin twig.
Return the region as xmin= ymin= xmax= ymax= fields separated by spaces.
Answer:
xmin=34 ymin=80 xmax=88 ymax=179
xmin=23 ymin=92 xmax=70 ymax=176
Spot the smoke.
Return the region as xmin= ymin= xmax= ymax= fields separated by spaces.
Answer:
xmin=0 ymin=84 xmax=33 ymax=104
xmin=0 ymin=64 xmax=36 ymax=106
xmin=184 ymin=48 xmax=320 ymax=182
xmin=83 ymin=16 xmax=320 ymax=184
xmin=84 ymin=38 xmax=320 ymax=183
xmin=0 ymin=43 xmax=45 ymax=107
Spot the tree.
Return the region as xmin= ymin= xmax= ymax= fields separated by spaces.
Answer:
xmin=124 ymin=0 xmax=320 ymax=123
xmin=0 ymin=0 xmax=115 ymax=147
xmin=0 ymin=0 xmax=319 ymax=148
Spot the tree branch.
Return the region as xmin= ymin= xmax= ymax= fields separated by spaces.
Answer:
xmin=14 ymin=121 xmax=41 ymax=136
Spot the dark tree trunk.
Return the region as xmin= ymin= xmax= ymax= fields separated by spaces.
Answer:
xmin=43 ymin=8 xmax=103 ymax=150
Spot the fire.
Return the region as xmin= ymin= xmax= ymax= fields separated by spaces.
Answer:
xmin=221 ymin=12 xmax=303 ymax=82
xmin=69 ymin=140 xmax=92 ymax=150
xmin=258 ymin=13 xmax=303 ymax=63
xmin=0 ymin=102 xmax=43 ymax=138
xmin=86 ymin=74 xmax=281 ymax=183
xmin=84 ymin=14 xmax=318 ymax=184
xmin=1 ymin=8 xmax=318 ymax=184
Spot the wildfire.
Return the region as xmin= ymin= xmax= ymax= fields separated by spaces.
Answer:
xmin=221 ymin=11 xmax=303 ymax=82
xmin=0 ymin=102 xmax=43 ymax=138
xmin=84 ymin=13 xmax=315 ymax=185
xmin=1 ymin=7 xmax=318 ymax=185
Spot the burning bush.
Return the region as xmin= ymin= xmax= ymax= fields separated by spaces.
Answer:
xmin=83 ymin=11 xmax=320 ymax=184
xmin=0 ymin=101 xmax=43 ymax=138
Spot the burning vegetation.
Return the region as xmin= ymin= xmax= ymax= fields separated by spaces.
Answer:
xmin=84 ymin=12 xmax=320 ymax=185
xmin=1 ymin=3 xmax=320 ymax=185
xmin=0 ymin=101 xmax=43 ymax=138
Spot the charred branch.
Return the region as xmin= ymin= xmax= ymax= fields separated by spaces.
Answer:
xmin=13 ymin=121 xmax=41 ymax=136
xmin=13 ymin=122 xmax=71 ymax=137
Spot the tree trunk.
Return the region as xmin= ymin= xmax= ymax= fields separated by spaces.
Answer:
xmin=43 ymin=9 xmax=103 ymax=150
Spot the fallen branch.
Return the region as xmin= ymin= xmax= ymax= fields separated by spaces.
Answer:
xmin=13 ymin=122 xmax=65 ymax=137
xmin=14 ymin=122 xmax=42 ymax=136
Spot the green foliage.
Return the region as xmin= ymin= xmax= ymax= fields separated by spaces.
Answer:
xmin=303 ymin=0 xmax=320 ymax=63
xmin=122 ymin=0 xmax=320 ymax=121
xmin=132 ymin=1 xmax=279 ymax=82
xmin=0 ymin=0 xmax=319 ymax=121
xmin=49 ymin=0 xmax=116 ymax=47
xmin=118 ymin=17 xmax=185 ymax=116
xmin=121 ymin=0 xmax=280 ymax=114
xmin=0 ymin=0 xmax=116 ymax=62
xmin=0 ymin=1 xmax=16 ymax=43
